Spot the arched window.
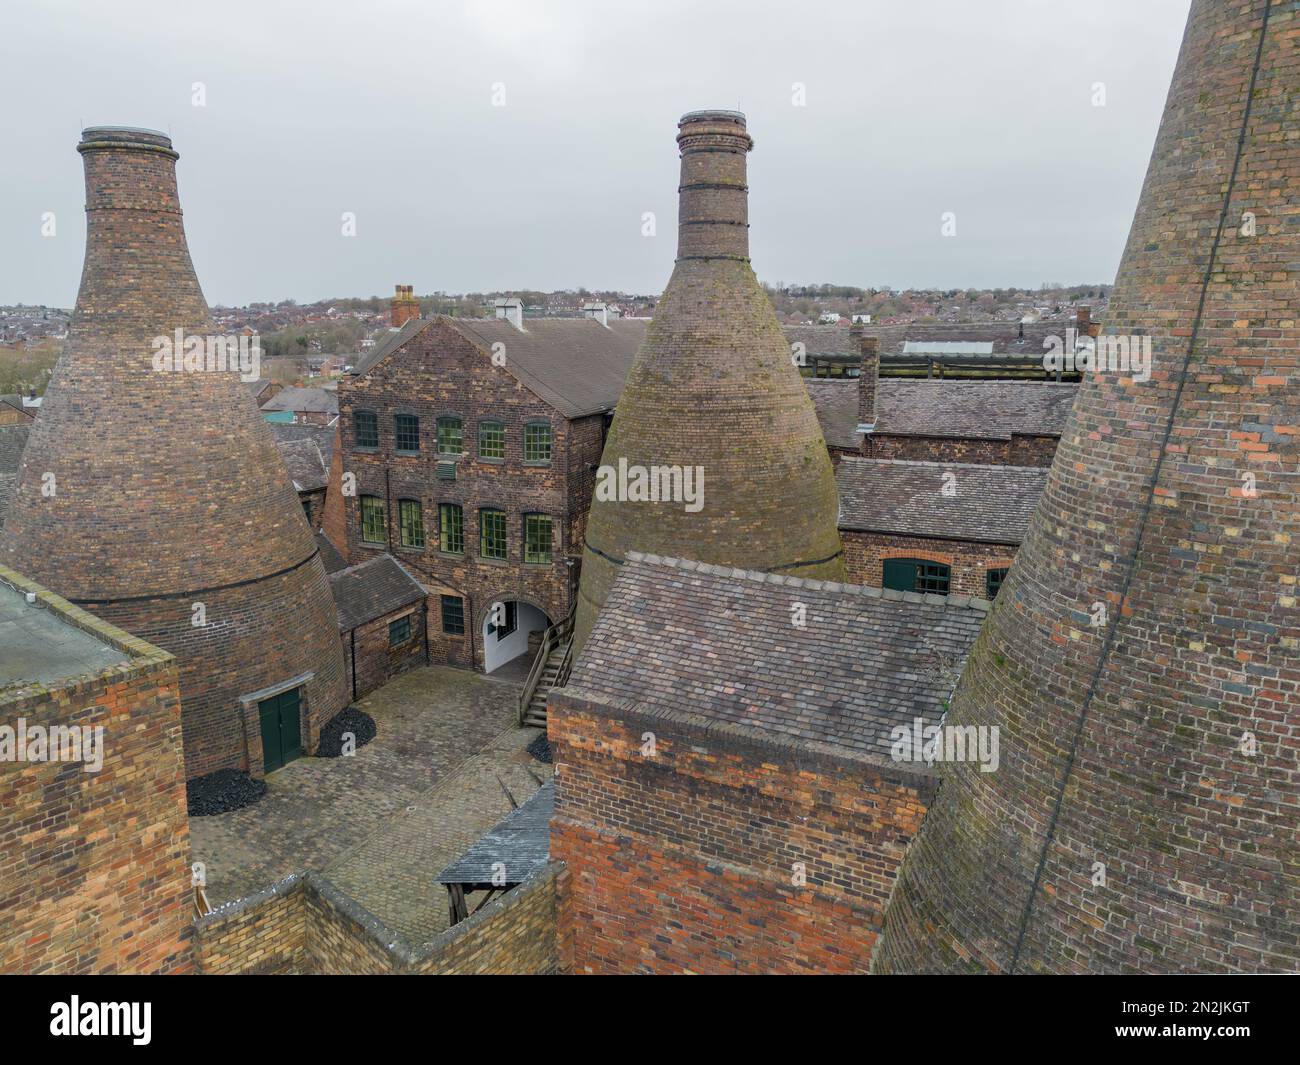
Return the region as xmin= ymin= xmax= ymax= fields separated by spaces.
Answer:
xmin=882 ymin=558 xmax=950 ymax=595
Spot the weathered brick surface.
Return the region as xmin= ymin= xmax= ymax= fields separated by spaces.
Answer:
xmin=877 ymin=0 xmax=1300 ymax=974
xmin=0 ymin=566 xmax=194 ymax=975
xmin=341 ymin=599 xmax=427 ymax=702
xmin=0 ymin=128 xmax=348 ymax=779
xmin=339 ymin=318 xmax=590 ymax=668
xmin=865 ymin=431 xmax=1059 ymax=466
xmin=549 ymin=697 xmax=935 ymax=974
xmin=194 ymin=865 xmax=563 ymax=975
xmin=574 ymin=111 xmax=845 ymax=655
xmin=842 ymin=531 xmax=1015 ymax=598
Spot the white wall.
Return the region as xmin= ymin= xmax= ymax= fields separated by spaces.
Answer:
xmin=482 ymin=600 xmax=549 ymax=673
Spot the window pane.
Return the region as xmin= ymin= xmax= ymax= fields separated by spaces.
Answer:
xmin=399 ymin=499 xmax=425 ymax=548
xmin=361 ymin=496 xmax=385 ymax=544
xmin=524 ymin=422 xmax=552 ymax=463
xmin=524 ymin=514 xmax=552 ymax=564
xmin=388 ymin=616 xmax=412 ymax=647
xmin=439 ymin=503 xmax=464 ymax=554
xmin=395 ymin=413 xmax=420 ymax=452
xmin=987 ymin=567 xmax=1009 ymax=599
xmin=437 ymin=416 xmax=463 ymax=455
xmin=488 ymin=601 xmax=517 ymax=641
xmin=478 ymin=421 xmax=505 ymax=460
xmin=480 ymin=509 xmax=507 ymax=560
xmin=355 ymin=409 xmax=378 ymax=449
xmin=440 ymin=595 xmax=465 ymax=636
xmin=917 ymin=561 xmax=950 ymax=595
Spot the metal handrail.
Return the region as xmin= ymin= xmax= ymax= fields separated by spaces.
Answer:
xmin=518 ymin=612 xmax=574 ymax=724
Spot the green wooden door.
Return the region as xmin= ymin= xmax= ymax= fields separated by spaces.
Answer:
xmin=882 ymin=558 xmax=919 ymax=592
xmin=258 ymin=687 xmax=302 ymax=773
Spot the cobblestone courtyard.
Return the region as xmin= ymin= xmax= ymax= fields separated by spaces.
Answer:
xmin=190 ymin=665 xmax=549 ymax=917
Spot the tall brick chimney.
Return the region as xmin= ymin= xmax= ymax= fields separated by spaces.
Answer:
xmin=856 ymin=333 xmax=879 ymax=434
xmin=876 ymin=0 xmax=1299 ymax=974
xmin=573 ymin=110 xmax=845 ymax=655
xmin=2 ymin=127 xmax=349 ymax=780
xmin=391 ymin=284 xmax=420 ymax=328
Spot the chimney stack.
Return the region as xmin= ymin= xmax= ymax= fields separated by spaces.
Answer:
xmin=2 ymin=127 xmax=348 ymax=780
xmin=856 ymin=334 xmax=879 ymax=435
xmin=573 ymin=110 xmax=845 ymax=656
xmin=391 ymin=284 xmax=420 ymax=328
xmin=876 ymin=0 xmax=1299 ymax=975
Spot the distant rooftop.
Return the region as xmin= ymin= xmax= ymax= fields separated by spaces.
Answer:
xmin=0 ymin=576 xmax=130 ymax=689
xmin=567 ymin=553 xmax=987 ymax=760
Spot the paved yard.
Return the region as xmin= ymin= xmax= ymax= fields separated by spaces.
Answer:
xmin=189 ymin=664 xmax=541 ymax=905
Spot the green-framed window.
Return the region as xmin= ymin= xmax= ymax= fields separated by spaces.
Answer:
xmin=398 ymin=498 xmax=425 ymax=549
xmin=388 ymin=615 xmax=412 ymax=647
xmin=523 ymin=513 xmax=553 ymax=564
xmin=440 ymin=595 xmax=465 ymax=636
xmin=480 ymin=508 xmax=507 ymax=560
xmin=438 ymin=503 xmax=464 ymax=555
xmin=360 ymin=495 xmax=385 ymax=544
xmin=437 ymin=416 xmax=463 ymax=456
xmin=354 ymin=409 xmax=379 ymax=449
xmin=523 ymin=421 xmax=552 ymax=464
xmin=487 ymin=601 xmax=517 ymax=641
xmin=986 ymin=567 xmax=1009 ymax=599
xmin=395 ymin=413 xmax=420 ymax=453
xmin=478 ymin=420 xmax=505 ymax=460
xmin=882 ymin=557 xmax=951 ymax=595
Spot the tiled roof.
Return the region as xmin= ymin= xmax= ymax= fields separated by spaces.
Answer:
xmin=315 ymin=533 xmax=348 ymax=574
xmin=437 ymin=780 xmax=554 ymax=887
xmin=0 ymin=422 xmax=31 ymax=527
xmin=260 ymin=386 xmax=339 ymax=415
xmin=568 ymin=552 xmax=986 ymax=759
xmin=837 ymin=458 xmax=1048 ymax=544
xmin=783 ymin=319 xmax=1077 ymax=359
xmin=275 ymin=437 xmax=329 ymax=492
xmin=353 ymin=315 xmax=648 ymax=419
xmin=804 ymin=378 xmax=1077 ymax=443
xmin=328 ymin=554 xmax=425 ymax=632
xmin=805 ymin=379 xmax=861 ymax=450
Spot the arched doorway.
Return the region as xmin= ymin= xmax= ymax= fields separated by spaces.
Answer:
xmin=482 ymin=599 xmax=551 ymax=674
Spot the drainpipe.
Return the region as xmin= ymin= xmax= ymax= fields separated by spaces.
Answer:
xmin=349 ymin=629 xmax=357 ymax=702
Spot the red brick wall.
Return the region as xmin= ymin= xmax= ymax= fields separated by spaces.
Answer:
xmin=339 ymin=319 xmax=582 ymax=670
xmin=0 ymin=572 xmax=193 ymax=974
xmin=866 ymin=432 xmax=1059 ymax=466
xmin=842 ymin=531 xmax=1016 ymax=598
xmin=321 ymin=425 xmax=348 ymax=559
xmin=549 ymin=697 xmax=936 ymax=974
xmin=341 ymin=601 xmax=427 ymax=702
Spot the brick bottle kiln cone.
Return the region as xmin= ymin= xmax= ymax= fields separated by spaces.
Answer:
xmin=2 ymin=127 xmax=348 ymax=779
xmin=573 ymin=111 xmax=845 ymax=655
xmin=875 ymin=0 xmax=1298 ymax=973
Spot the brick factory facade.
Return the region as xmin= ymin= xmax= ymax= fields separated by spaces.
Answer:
xmin=329 ymin=554 xmax=428 ymax=702
xmin=0 ymin=565 xmax=193 ymax=974
xmin=0 ymin=128 xmax=348 ymax=781
xmin=337 ymin=310 xmax=644 ymax=674
xmin=836 ymin=458 xmax=1048 ymax=598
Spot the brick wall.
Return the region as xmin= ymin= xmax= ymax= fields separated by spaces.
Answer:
xmin=866 ymin=432 xmax=1059 ymax=467
xmin=549 ymin=696 xmax=936 ymax=974
xmin=321 ymin=424 xmax=348 ymax=558
xmin=339 ymin=319 xmax=583 ymax=671
xmin=194 ymin=866 xmax=564 ymax=975
xmin=341 ymin=600 xmax=427 ymax=702
xmin=842 ymin=530 xmax=1016 ymax=598
xmin=0 ymin=567 xmax=194 ymax=975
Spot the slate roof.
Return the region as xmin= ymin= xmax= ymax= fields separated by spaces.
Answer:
xmin=837 ymin=458 xmax=1048 ymax=544
xmin=804 ymin=378 xmax=1077 ymax=444
xmin=260 ymin=386 xmax=338 ymax=416
xmin=315 ymin=533 xmax=348 ymax=574
xmin=328 ymin=554 xmax=425 ymax=632
xmin=352 ymin=315 xmax=648 ymax=419
xmin=568 ymin=553 xmax=987 ymax=759
xmin=805 ymin=379 xmax=861 ymax=450
xmin=0 ymin=421 xmax=31 ymax=527
xmin=269 ymin=421 xmax=334 ymax=492
xmin=436 ymin=780 xmax=554 ymax=887
xmin=784 ymin=320 xmax=1076 ymax=360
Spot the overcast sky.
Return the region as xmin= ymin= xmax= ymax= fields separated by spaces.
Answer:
xmin=1 ymin=0 xmax=1191 ymax=307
